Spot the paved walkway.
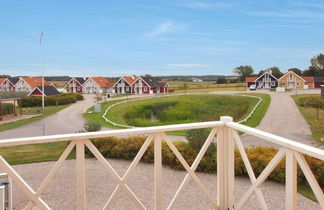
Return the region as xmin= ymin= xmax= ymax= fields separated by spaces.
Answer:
xmin=11 ymin=159 xmax=320 ymax=210
xmin=0 ymin=94 xmax=96 ymax=139
xmin=238 ymin=89 xmax=324 ymax=149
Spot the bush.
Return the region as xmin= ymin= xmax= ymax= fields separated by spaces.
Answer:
xmin=22 ymin=93 xmax=83 ymax=107
xmin=1 ymin=103 xmax=14 ymax=115
xmin=82 ymin=121 xmax=101 ymax=132
xmin=299 ymin=96 xmax=324 ymax=109
xmin=87 ymin=136 xmax=324 ymax=188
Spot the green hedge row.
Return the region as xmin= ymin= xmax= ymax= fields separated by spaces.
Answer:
xmin=299 ymin=95 xmax=324 ymax=109
xmin=22 ymin=93 xmax=84 ymax=107
xmin=1 ymin=103 xmax=14 ymax=115
xmin=86 ymin=136 xmax=324 ymax=188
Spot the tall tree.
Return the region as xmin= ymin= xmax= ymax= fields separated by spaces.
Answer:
xmin=303 ymin=54 xmax=324 ymax=76
xmin=233 ymin=65 xmax=254 ymax=82
xmin=311 ymin=54 xmax=324 ymax=70
xmin=268 ymin=66 xmax=283 ymax=78
xmin=288 ymin=68 xmax=302 ymax=75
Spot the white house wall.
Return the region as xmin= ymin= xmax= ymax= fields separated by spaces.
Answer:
xmin=83 ymin=79 xmax=102 ymax=94
xmin=15 ymin=79 xmax=32 ymax=92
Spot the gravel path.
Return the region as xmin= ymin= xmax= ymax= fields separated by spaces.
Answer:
xmin=10 ymin=158 xmax=320 ymax=210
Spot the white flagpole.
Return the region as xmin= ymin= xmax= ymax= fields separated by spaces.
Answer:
xmin=40 ymin=32 xmax=45 ymax=110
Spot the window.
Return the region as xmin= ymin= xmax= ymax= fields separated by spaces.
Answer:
xmin=143 ymin=87 xmax=147 ymax=91
xmin=296 ymin=82 xmax=300 ymax=86
xmin=289 ymin=73 xmax=293 ymax=81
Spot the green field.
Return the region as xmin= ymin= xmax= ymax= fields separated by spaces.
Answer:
xmin=291 ymin=94 xmax=324 ymax=141
xmin=85 ymin=93 xmax=270 ymax=135
xmin=0 ymin=105 xmax=69 ymax=132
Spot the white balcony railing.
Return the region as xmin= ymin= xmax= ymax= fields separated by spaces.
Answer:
xmin=0 ymin=116 xmax=323 ymax=209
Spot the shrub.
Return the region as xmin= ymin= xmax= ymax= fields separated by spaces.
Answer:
xmin=1 ymin=103 xmax=14 ymax=115
xmin=82 ymin=121 xmax=101 ymax=132
xmin=299 ymin=96 xmax=324 ymax=109
xmin=87 ymin=136 xmax=324 ymax=188
xmin=22 ymin=93 xmax=83 ymax=107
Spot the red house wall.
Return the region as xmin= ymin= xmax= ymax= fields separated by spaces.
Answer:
xmin=67 ymin=80 xmax=83 ymax=93
xmin=1 ymin=80 xmax=15 ymax=92
xmin=30 ymin=89 xmax=42 ymax=96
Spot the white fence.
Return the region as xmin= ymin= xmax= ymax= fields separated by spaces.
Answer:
xmin=102 ymin=93 xmax=262 ymax=128
xmin=0 ymin=116 xmax=323 ymax=209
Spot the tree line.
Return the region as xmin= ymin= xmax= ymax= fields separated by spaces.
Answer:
xmin=233 ymin=53 xmax=324 ymax=82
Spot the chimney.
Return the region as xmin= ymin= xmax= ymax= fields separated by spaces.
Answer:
xmin=131 ymin=75 xmax=135 ymax=80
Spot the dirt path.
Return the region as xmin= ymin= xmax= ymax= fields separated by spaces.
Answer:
xmin=0 ymin=94 xmax=96 ymax=139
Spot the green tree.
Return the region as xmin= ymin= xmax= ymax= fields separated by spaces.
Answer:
xmin=216 ymin=76 xmax=227 ymax=84
xmin=311 ymin=54 xmax=324 ymax=70
xmin=233 ymin=65 xmax=254 ymax=82
xmin=288 ymin=68 xmax=302 ymax=75
xmin=269 ymin=66 xmax=283 ymax=78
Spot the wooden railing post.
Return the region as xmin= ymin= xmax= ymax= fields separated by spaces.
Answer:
xmin=285 ymin=149 xmax=297 ymax=210
xmin=217 ymin=116 xmax=234 ymax=210
xmin=154 ymin=134 xmax=162 ymax=210
xmin=76 ymin=140 xmax=86 ymax=210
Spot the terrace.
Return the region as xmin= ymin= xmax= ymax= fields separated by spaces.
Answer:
xmin=0 ymin=116 xmax=323 ymax=209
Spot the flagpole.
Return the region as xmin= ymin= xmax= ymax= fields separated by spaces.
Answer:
xmin=40 ymin=32 xmax=45 ymax=110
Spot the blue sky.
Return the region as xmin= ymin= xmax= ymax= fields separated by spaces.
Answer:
xmin=0 ymin=0 xmax=323 ymax=77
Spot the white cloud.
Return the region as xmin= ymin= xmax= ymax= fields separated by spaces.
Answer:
xmin=145 ymin=21 xmax=174 ymax=38
xmin=289 ymin=1 xmax=324 ymax=9
xmin=167 ymin=63 xmax=209 ymax=68
xmin=246 ymin=10 xmax=324 ymax=19
xmin=176 ymin=1 xmax=233 ymax=9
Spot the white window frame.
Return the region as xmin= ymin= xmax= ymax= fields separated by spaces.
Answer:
xmin=143 ymin=87 xmax=147 ymax=91
xmin=296 ymin=82 xmax=300 ymax=86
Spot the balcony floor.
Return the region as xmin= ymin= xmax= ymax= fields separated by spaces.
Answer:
xmin=10 ymin=158 xmax=320 ymax=210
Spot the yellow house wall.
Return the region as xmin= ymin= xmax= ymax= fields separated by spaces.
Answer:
xmin=279 ymin=73 xmax=305 ymax=89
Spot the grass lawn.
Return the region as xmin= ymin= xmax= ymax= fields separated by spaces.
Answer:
xmin=0 ymin=141 xmax=75 ymax=165
xmin=174 ymin=86 xmax=245 ymax=93
xmin=239 ymin=93 xmax=271 ymax=128
xmin=291 ymin=94 xmax=324 ymax=141
xmin=0 ymin=105 xmax=69 ymax=132
xmin=168 ymin=81 xmax=215 ymax=85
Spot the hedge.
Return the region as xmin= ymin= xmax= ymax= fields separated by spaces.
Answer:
xmin=1 ymin=103 xmax=14 ymax=115
xmin=22 ymin=93 xmax=84 ymax=107
xmin=299 ymin=95 xmax=324 ymax=109
xmin=86 ymin=136 xmax=324 ymax=188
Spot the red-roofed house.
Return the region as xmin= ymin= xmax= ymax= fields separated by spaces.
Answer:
xmin=245 ymin=77 xmax=257 ymax=88
xmin=113 ymin=76 xmax=138 ymax=94
xmin=83 ymin=77 xmax=114 ymax=94
xmin=0 ymin=78 xmax=16 ymax=92
xmin=64 ymin=77 xmax=88 ymax=93
xmin=15 ymin=77 xmax=52 ymax=92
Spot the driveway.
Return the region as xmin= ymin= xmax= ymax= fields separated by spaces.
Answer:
xmin=0 ymin=94 xmax=96 ymax=139
xmin=238 ymin=89 xmax=323 ymax=148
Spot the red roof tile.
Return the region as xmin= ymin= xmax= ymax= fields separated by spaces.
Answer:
xmin=301 ymin=76 xmax=314 ymax=83
xmin=123 ymin=76 xmax=138 ymax=85
xmin=0 ymin=78 xmax=6 ymax=85
xmin=245 ymin=77 xmax=257 ymax=82
xmin=92 ymin=77 xmax=113 ymax=87
xmin=23 ymin=77 xmax=51 ymax=88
